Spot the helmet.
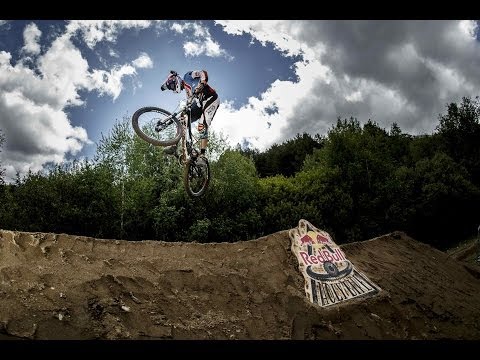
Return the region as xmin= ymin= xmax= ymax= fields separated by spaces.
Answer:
xmin=161 ymin=71 xmax=182 ymax=93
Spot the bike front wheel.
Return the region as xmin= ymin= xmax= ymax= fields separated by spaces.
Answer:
xmin=184 ymin=158 xmax=210 ymax=197
xmin=131 ymin=107 xmax=181 ymax=146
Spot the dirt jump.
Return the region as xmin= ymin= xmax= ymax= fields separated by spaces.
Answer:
xmin=0 ymin=226 xmax=479 ymax=340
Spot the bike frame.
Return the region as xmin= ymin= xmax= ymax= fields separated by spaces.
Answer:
xmin=172 ymin=95 xmax=202 ymax=165
xmin=132 ymin=93 xmax=210 ymax=197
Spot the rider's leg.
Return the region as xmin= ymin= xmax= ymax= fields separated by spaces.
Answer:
xmin=198 ymin=95 xmax=220 ymax=156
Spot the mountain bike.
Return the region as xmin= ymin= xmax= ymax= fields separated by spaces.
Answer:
xmin=131 ymin=95 xmax=210 ymax=197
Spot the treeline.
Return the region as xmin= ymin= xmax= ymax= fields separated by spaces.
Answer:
xmin=1 ymin=97 xmax=480 ymax=250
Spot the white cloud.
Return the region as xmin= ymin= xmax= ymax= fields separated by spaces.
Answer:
xmin=37 ymin=34 xmax=93 ymax=108
xmin=0 ymin=21 xmax=155 ymax=182
xmin=215 ymin=20 xmax=307 ymax=57
xmin=215 ymin=20 xmax=480 ymax=150
xmin=171 ymin=21 xmax=233 ymax=60
xmin=459 ymin=20 xmax=478 ymax=38
xmin=132 ymin=52 xmax=153 ymax=69
xmin=89 ymin=64 xmax=137 ymax=100
xmin=215 ymin=59 xmax=331 ymax=150
xmin=21 ymin=22 xmax=42 ymax=55
xmin=109 ymin=48 xmax=119 ymax=58
xmin=0 ymin=20 xmax=8 ymax=27
xmin=345 ymin=90 xmax=363 ymax=102
xmin=0 ymin=86 xmax=91 ymax=182
xmin=65 ymin=20 xmax=153 ymax=49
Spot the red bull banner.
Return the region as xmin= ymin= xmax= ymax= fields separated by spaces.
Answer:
xmin=289 ymin=219 xmax=380 ymax=307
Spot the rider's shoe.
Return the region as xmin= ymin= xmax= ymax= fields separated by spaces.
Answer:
xmin=163 ymin=144 xmax=178 ymax=157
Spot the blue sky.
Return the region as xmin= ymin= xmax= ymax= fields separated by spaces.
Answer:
xmin=0 ymin=20 xmax=479 ymax=182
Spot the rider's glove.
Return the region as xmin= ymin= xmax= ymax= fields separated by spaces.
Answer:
xmin=195 ymin=82 xmax=205 ymax=94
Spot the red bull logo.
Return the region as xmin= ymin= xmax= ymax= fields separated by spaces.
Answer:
xmin=298 ymin=231 xmax=331 ymax=246
xmin=300 ymin=234 xmax=315 ymax=245
xmin=290 ymin=219 xmax=381 ymax=307
xmin=316 ymin=234 xmax=330 ymax=244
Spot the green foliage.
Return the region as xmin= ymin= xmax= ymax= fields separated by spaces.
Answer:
xmin=408 ymin=152 xmax=480 ymax=249
xmin=240 ymin=132 xmax=323 ymax=177
xmin=436 ymin=96 xmax=480 ymax=184
xmin=3 ymin=97 xmax=480 ymax=251
xmin=206 ymin=150 xmax=262 ymax=241
xmin=188 ymin=218 xmax=211 ymax=243
xmin=0 ymin=161 xmax=121 ymax=237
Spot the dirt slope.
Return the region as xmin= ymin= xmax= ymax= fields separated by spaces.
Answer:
xmin=0 ymin=229 xmax=479 ymax=340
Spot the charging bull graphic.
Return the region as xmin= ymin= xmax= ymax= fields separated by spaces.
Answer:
xmin=289 ymin=219 xmax=380 ymax=307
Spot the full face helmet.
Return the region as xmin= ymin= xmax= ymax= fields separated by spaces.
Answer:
xmin=161 ymin=70 xmax=183 ymax=93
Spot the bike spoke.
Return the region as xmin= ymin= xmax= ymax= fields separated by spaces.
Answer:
xmin=137 ymin=111 xmax=178 ymax=143
xmin=187 ymin=162 xmax=209 ymax=196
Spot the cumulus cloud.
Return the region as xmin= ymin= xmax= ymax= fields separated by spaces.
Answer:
xmin=132 ymin=52 xmax=153 ymax=69
xmin=65 ymin=20 xmax=153 ymax=49
xmin=21 ymin=22 xmax=42 ymax=55
xmin=171 ymin=22 xmax=233 ymax=60
xmin=0 ymin=21 xmax=155 ymax=182
xmin=109 ymin=48 xmax=119 ymax=58
xmin=89 ymin=64 xmax=137 ymax=100
xmin=216 ymin=20 xmax=480 ymax=149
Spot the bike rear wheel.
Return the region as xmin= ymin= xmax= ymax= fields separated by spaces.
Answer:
xmin=132 ymin=107 xmax=181 ymax=146
xmin=184 ymin=158 xmax=210 ymax=197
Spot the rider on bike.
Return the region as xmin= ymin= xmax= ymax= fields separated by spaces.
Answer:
xmin=161 ymin=70 xmax=219 ymax=164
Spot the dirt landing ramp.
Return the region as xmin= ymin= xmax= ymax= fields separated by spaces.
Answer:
xmin=0 ymin=230 xmax=479 ymax=339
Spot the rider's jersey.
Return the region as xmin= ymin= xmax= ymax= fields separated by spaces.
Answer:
xmin=183 ymin=70 xmax=216 ymax=98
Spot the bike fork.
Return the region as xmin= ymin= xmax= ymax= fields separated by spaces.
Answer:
xmin=180 ymin=119 xmax=188 ymax=164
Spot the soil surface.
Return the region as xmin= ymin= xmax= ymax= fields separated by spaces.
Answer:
xmin=0 ymin=229 xmax=479 ymax=340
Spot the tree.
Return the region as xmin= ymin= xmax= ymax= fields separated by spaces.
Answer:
xmin=409 ymin=152 xmax=480 ymax=249
xmin=436 ymin=96 xmax=480 ymax=185
xmin=206 ymin=150 xmax=262 ymax=241
xmin=240 ymin=133 xmax=323 ymax=177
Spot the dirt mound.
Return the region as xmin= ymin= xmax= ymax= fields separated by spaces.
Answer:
xmin=0 ymin=229 xmax=479 ymax=340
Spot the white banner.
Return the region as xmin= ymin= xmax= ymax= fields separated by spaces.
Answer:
xmin=289 ymin=219 xmax=381 ymax=307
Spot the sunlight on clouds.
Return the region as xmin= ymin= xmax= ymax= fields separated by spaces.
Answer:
xmin=215 ymin=100 xmax=284 ymax=151
xmin=65 ymin=20 xmax=153 ymax=49
xmin=0 ymin=89 xmax=91 ymax=181
xmin=0 ymin=50 xmax=11 ymax=64
xmin=345 ymin=90 xmax=363 ymax=102
xmin=132 ymin=52 xmax=153 ymax=69
xmin=216 ymin=20 xmax=480 ymax=147
xmin=183 ymin=38 xmax=230 ymax=58
xmin=215 ymin=58 xmax=329 ymax=150
xmin=215 ymin=20 xmax=306 ymax=58
xmin=89 ymin=64 xmax=136 ymax=100
xmin=38 ymin=35 xmax=92 ymax=108
xmin=21 ymin=23 xmax=42 ymax=55
xmin=424 ymin=57 xmax=474 ymax=102
xmin=0 ymin=21 xmax=152 ymax=181
xmin=171 ymin=21 xmax=233 ymax=60
xmin=459 ymin=20 xmax=478 ymax=39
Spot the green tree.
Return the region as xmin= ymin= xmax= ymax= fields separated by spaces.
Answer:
xmin=241 ymin=132 xmax=323 ymax=177
xmin=258 ymin=174 xmax=322 ymax=237
xmin=436 ymin=96 xmax=480 ymax=185
xmin=206 ymin=150 xmax=262 ymax=241
xmin=409 ymin=152 xmax=480 ymax=249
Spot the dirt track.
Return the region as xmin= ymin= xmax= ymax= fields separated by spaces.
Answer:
xmin=0 ymin=229 xmax=479 ymax=339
